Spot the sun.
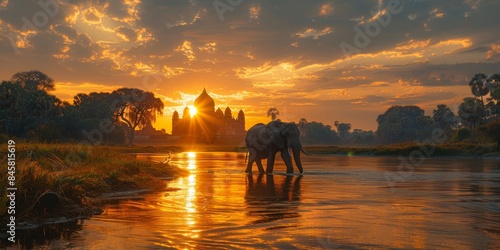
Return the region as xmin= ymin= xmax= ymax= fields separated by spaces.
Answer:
xmin=188 ymin=105 xmax=197 ymax=118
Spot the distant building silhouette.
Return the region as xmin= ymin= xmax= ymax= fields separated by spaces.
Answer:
xmin=135 ymin=120 xmax=168 ymax=141
xmin=172 ymin=88 xmax=245 ymax=143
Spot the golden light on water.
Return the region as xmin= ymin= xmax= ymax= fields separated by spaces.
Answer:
xmin=187 ymin=152 xmax=196 ymax=170
xmin=186 ymin=174 xmax=196 ymax=225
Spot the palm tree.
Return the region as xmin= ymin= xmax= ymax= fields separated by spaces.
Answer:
xmin=469 ymin=73 xmax=490 ymax=105
xmin=267 ymin=107 xmax=280 ymax=121
xmin=485 ymin=74 xmax=500 ymax=119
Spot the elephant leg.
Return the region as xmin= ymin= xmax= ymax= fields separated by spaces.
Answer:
xmin=280 ymin=149 xmax=294 ymax=174
xmin=245 ymin=150 xmax=256 ymax=173
xmin=245 ymin=159 xmax=254 ymax=174
xmin=245 ymin=148 xmax=258 ymax=174
xmin=266 ymin=153 xmax=276 ymax=174
xmin=256 ymin=159 xmax=265 ymax=174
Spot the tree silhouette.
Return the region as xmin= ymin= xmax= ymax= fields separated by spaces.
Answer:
xmin=458 ymin=97 xmax=485 ymax=129
xmin=11 ymin=70 xmax=55 ymax=91
xmin=112 ymin=88 xmax=164 ymax=144
xmin=337 ymin=123 xmax=351 ymax=140
xmin=485 ymin=74 xmax=500 ymax=119
xmin=432 ymin=104 xmax=458 ymax=136
xmin=478 ymin=118 xmax=500 ymax=150
xmin=334 ymin=121 xmax=339 ymax=131
xmin=0 ymin=79 xmax=62 ymax=140
xmin=469 ymin=73 xmax=490 ymax=102
xmin=376 ymin=105 xmax=432 ymax=144
xmin=267 ymin=107 xmax=280 ymax=121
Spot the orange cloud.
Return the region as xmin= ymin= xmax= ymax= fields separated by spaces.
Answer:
xmin=175 ymin=40 xmax=195 ymax=61
xmin=199 ymin=42 xmax=217 ymax=53
xmin=82 ymin=7 xmax=102 ymax=24
xmin=432 ymin=38 xmax=472 ymax=49
xmin=294 ymin=27 xmax=333 ymax=39
xmin=486 ymin=43 xmax=500 ymax=59
xmin=395 ymin=39 xmax=431 ymax=50
xmin=319 ymin=3 xmax=334 ymax=16
xmin=340 ymin=76 xmax=367 ymax=81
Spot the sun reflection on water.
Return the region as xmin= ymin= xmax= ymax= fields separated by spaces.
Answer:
xmin=187 ymin=152 xmax=196 ymax=170
xmin=185 ymin=153 xmax=198 ymax=238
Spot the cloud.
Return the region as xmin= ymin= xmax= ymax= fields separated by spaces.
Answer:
xmin=175 ymin=40 xmax=195 ymax=61
xmin=319 ymin=2 xmax=334 ymax=16
xmin=486 ymin=43 xmax=500 ymax=60
xmin=351 ymin=95 xmax=388 ymax=105
xmin=115 ymin=26 xmax=137 ymax=42
xmin=1 ymin=0 xmax=500 ymax=132
xmin=198 ymin=42 xmax=216 ymax=53
xmin=82 ymin=7 xmax=101 ymax=24
xmin=294 ymin=27 xmax=333 ymax=39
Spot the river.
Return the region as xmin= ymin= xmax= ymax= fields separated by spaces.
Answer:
xmin=9 ymin=152 xmax=500 ymax=249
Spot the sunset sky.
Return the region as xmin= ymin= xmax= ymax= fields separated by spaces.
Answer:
xmin=1 ymin=0 xmax=499 ymax=133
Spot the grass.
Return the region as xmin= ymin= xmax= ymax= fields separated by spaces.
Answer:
xmin=0 ymin=143 xmax=188 ymax=223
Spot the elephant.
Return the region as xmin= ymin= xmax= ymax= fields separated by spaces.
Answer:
xmin=245 ymin=120 xmax=309 ymax=174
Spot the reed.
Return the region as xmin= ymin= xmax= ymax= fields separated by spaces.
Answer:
xmin=0 ymin=143 xmax=188 ymax=220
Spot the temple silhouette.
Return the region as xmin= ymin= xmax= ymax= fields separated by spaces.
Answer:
xmin=172 ymin=88 xmax=245 ymax=143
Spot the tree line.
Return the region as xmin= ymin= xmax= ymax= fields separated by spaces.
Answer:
xmin=286 ymin=74 xmax=500 ymax=148
xmin=0 ymin=70 xmax=163 ymax=144
xmin=2 ymin=70 xmax=499 ymax=148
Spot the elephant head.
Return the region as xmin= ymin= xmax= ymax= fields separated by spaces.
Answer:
xmin=267 ymin=121 xmax=309 ymax=173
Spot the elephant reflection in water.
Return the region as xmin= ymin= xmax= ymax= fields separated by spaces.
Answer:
xmin=245 ymin=174 xmax=302 ymax=225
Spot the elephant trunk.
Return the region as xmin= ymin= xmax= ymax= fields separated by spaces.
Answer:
xmin=291 ymin=146 xmax=304 ymax=173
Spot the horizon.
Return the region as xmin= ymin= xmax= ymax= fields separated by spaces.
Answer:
xmin=1 ymin=0 xmax=499 ymax=133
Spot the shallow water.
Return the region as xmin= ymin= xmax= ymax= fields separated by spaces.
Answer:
xmin=9 ymin=153 xmax=500 ymax=249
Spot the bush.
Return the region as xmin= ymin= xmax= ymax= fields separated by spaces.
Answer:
xmin=477 ymin=119 xmax=500 ymax=150
xmin=451 ymin=128 xmax=471 ymax=142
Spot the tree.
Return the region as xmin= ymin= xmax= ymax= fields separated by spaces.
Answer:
xmin=112 ymin=88 xmax=164 ymax=144
xmin=450 ymin=128 xmax=471 ymax=143
xmin=432 ymin=104 xmax=458 ymax=136
xmin=17 ymin=90 xmax=62 ymax=118
xmin=458 ymin=97 xmax=485 ymax=129
xmin=485 ymin=74 xmax=500 ymax=120
xmin=0 ymin=79 xmax=63 ymax=140
xmin=298 ymin=120 xmax=339 ymax=145
xmin=11 ymin=70 xmax=55 ymax=91
xmin=350 ymin=129 xmax=376 ymax=145
xmin=477 ymin=118 xmax=500 ymax=151
xmin=337 ymin=123 xmax=352 ymax=140
xmin=68 ymin=91 xmax=126 ymax=143
xmin=376 ymin=105 xmax=432 ymax=144
xmin=267 ymin=107 xmax=279 ymax=121
xmin=298 ymin=118 xmax=308 ymax=136
xmin=469 ymin=73 xmax=489 ymax=105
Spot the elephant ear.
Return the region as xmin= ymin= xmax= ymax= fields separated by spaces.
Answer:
xmin=269 ymin=123 xmax=285 ymax=148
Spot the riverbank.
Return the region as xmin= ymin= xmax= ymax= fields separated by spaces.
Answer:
xmin=0 ymin=143 xmax=188 ymax=231
xmin=125 ymin=142 xmax=500 ymax=158
xmin=302 ymin=142 xmax=500 ymax=158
